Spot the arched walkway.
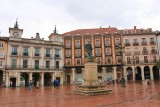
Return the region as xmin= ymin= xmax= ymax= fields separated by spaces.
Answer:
xmin=44 ymin=73 xmax=52 ymax=86
xmin=126 ymin=67 xmax=133 ymax=80
xmin=153 ymin=66 xmax=159 ymax=80
xmin=144 ymin=66 xmax=150 ymax=79
xmin=20 ymin=73 xmax=29 ymax=86
xmin=0 ymin=70 xmax=3 ymax=86
xmin=135 ymin=66 xmax=142 ymax=80
xmin=32 ymin=73 xmax=41 ymax=86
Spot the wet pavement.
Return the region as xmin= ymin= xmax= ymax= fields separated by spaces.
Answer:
xmin=0 ymin=82 xmax=160 ymax=107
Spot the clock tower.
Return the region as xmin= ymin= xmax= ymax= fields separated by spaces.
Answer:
xmin=9 ymin=19 xmax=23 ymax=38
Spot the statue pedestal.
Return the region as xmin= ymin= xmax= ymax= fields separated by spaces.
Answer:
xmin=74 ymin=61 xmax=112 ymax=96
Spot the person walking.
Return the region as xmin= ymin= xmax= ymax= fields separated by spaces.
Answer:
xmin=36 ymin=81 xmax=39 ymax=89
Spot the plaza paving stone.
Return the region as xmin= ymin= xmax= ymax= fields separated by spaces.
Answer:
xmin=0 ymin=82 xmax=160 ymax=107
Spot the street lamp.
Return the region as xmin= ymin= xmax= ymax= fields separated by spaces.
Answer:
xmin=116 ymin=45 xmax=126 ymax=87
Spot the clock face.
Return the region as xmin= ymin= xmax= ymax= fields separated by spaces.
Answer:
xmin=13 ymin=32 xmax=18 ymax=37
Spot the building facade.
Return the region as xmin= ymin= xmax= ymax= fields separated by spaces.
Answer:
xmin=63 ymin=26 xmax=159 ymax=84
xmin=0 ymin=37 xmax=8 ymax=86
xmin=123 ymin=27 xmax=159 ymax=81
xmin=5 ymin=21 xmax=64 ymax=87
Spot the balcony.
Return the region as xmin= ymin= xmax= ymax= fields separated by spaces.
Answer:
xmin=124 ymin=43 xmax=130 ymax=46
xmin=115 ymin=43 xmax=121 ymax=47
xmin=116 ymin=52 xmax=121 ymax=56
xmin=66 ymin=45 xmax=71 ymax=49
xmin=151 ymin=50 xmax=157 ymax=54
xmin=142 ymin=50 xmax=149 ymax=55
xmin=150 ymin=41 xmax=156 ymax=45
xmin=105 ymin=53 xmax=111 ymax=56
xmin=5 ymin=65 xmax=64 ymax=70
xmin=134 ymin=51 xmax=140 ymax=55
xmin=124 ymin=60 xmax=157 ymax=65
xmin=133 ymin=42 xmax=139 ymax=46
xmin=23 ymin=52 xmax=29 ymax=56
xmin=105 ymin=43 xmax=111 ymax=47
xmin=11 ymin=51 xmax=18 ymax=56
xmin=34 ymin=53 xmax=40 ymax=57
xmin=46 ymin=54 xmax=51 ymax=57
xmin=75 ymin=45 xmax=81 ymax=49
xmin=141 ymin=41 xmax=147 ymax=46
xmin=95 ymin=44 xmax=101 ymax=48
xmin=66 ymin=55 xmax=71 ymax=58
xmin=95 ymin=53 xmax=101 ymax=57
xmin=75 ymin=54 xmax=81 ymax=58
xmin=125 ymin=51 xmax=132 ymax=56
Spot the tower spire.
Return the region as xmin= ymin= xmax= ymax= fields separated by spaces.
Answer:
xmin=14 ymin=18 xmax=19 ymax=28
xmin=54 ymin=25 xmax=57 ymax=34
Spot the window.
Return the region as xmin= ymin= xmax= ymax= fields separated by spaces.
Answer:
xmin=133 ymin=39 xmax=138 ymax=43
xmin=106 ymin=48 xmax=111 ymax=55
xmin=76 ymin=68 xmax=82 ymax=74
xmin=35 ymin=48 xmax=40 ymax=56
xmin=46 ymin=49 xmax=50 ymax=57
xmin=142 ymin=38 xmax=146 ymax=43
xmin=66 ymin=59 xmax=70 ymax=66
xmin=66 ymin=50 xmax=71 ymax=57
xmin=12 ymin=47 xmax=17 ymax=55
xmin=150 ymin=38 xmax=154 ymax=42
xmin=56 ymin=61 xmax=59 ymax=68
xmin=0 ymin=61 xmax=3 ymax=67
xmin=46 ymin=61 xmax=50 ymax=68
xmin=23 ymin=60 xmax=28 ymax=68
xmin=0 ymin=43 xmax=3 ymax=48
xmin=11 ymin=59 xmax=17 ymax=68
xmin=107 ymin=57 xmax=111 ymax=64
xmin=66 ymin=41 xmax=71 ymax=48
xmin=131 ymin=30 xmax=136 ymax=34
xmin=96 ymin=48 xmax=101 ymax=56
xmin=152 ymin=56 xmax=157 ymax=63
xmin=75 ymin=40 xmax=80 ymax=48
xmin=135 ymin=56 xmax=139 ymax=63
xmin=105 ymin=39 xmax=110 ymax=46
xmin=0 ymin=51 xmax=3 ymax=57
xmin=76 ymin=50 xmax=81 ymax=57
xmin=117 ymin=57 xmax=121 ymax=63
xmin=98 ymin=68 xmax=102 ymax=73
xmin=123 ymin=30 xmax=128 ymax=34
xmin=35 ymin=60 xmax=39 ymax=69
xmin=76 ymin=59 xmax=81 ymax=65
xmin=125 ymin=39 xmax=129 ymax=44
xmin=55 ymin=50 xmax=60 ymax=57
xmin=144 ymin=56 xmax=148 ymax=63
xmin=115 ymin=39 xmax=120 ymax=45
xmin=95 ymin=39 xmax=100 ymax=47
xmin=23 ymin=47 xmax=28 ymax=56
xmin=127 ymin=57 xmax=131 ymax=64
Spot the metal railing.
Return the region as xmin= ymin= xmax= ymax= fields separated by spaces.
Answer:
xmin=124 ymin=60 xmax=157 ymax=65
xmin=5 ymin=65 xmax=64 ymax=70
xmin=150 ymin=41 xmax=156 ymax=45
xmin=141 ymin=42 xmax=147 ymax=45
xmin=133 ymin=42 xmax=139 ymax=46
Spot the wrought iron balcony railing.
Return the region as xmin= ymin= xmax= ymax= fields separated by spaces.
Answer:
xmin=5 ymin=65 xmax=64 ymax=70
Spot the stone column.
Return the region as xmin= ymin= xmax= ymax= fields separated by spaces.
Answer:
xmin=141 ymin=66 xmax=145 ymax=80
xmin=132 ymin=66 xmax=135 ymax=81
xmin=29 ymin=72 xmax=32 ymax=81
xmin=72 ymin=37 xmax=75 ymax=66
xmin=123 ymin=66 xmax=127 ymax=81
xmin=5 ymin=72 xmax=9 ymax=87
xmin=72 ymin=68 xmax=75 ymax=84
xmin=113 ymin=67 xmax=117 ymax=80
xmin=17 ymin=72 xmax=20 ymax=86
xmin=52 ymin=72 xmax=55 ymax=82
xmin=102 ymin=67 xmax=106 ymax=81
xmin=149 ymin=65 xmax=153 ymax=80
xmin=41 ymin=72 xmax=44 ymax=86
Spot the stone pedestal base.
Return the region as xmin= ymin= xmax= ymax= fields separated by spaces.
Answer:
xmin=74 ymin=85 xmax=112 ymax=96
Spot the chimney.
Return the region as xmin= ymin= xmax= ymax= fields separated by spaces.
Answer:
xmin=134 ymin=26 xmax=136 ymax=29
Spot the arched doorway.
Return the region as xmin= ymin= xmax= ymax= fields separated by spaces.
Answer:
xmin=135 ymin=66 xmax=142 ymax=80
xmin=44 ymin=73 xmax=52 ymax=86
xmin=126 ymin=67 xmax=133 ymax=80
xmin=32 ymin=73 xmax=41 ymax=86
xmin=144 ymin=66 xmax=150 ymax=79
xmin=153 ymin=66 xmax=159 ymax=80
xmin=20 ymin=73 xmax=29 ymax=86
xmin=0 ymin=70 xmax=3 ymax=86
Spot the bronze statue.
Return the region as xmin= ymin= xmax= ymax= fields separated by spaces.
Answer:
xmin=85 ymin=42 xmax=93 ymax=59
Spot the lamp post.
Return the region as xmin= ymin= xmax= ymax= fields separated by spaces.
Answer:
xmin=117 ymin=45 xmax=126 ymax=87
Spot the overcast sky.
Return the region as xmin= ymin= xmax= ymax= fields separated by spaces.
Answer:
xmin=0 ymin=0 xmax=160 ymax=39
